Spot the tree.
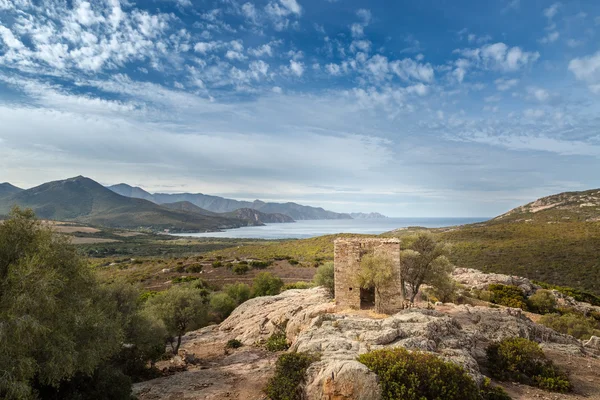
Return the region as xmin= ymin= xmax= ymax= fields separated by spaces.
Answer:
xmin=356 ymin=253 xmax=396 ymax=312
xmin=400 ymin=233 xmax=454 ymax=302
xmin=313 ymin=262 xmax=335 ymax=297
xmin=143 ymin=286 xmax=208 ymax=354
xmin=210 ymin=292 xmax=237 ymax=320
xmin=0 ymin=208 xmax=123 ymax=399
xmin=224 ymin=282 xmax=252 ymax=304
xmin=252 ymin=272 xmax=284 ymax=297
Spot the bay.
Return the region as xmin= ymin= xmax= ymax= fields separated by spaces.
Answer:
xmin=171 ymin=217 xmax=489 ymax=240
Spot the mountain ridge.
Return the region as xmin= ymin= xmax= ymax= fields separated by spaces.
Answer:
xmin=108 ymin=183 xmax=352 ymax=220
xmin=0 ymin=176 xmax=250 ymax=232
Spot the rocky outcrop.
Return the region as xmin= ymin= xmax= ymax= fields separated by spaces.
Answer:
xmin=134 ymin=275 xmax=595 ymax=400
xmin=452 ymin=267 xmax=538 ymax=295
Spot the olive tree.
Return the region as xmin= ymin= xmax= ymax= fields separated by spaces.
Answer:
xmin=143 ymin=285 xmax=208 ymax=354
xmin=0 ymin=208 xmax=122 ymax=399
xmin=356 ymin=253 xmax=396 ymax=312
xmin=313 ymin=262 xmax=335 ymax=297
xmin=400 ymin=233 xmax=455 ymax=302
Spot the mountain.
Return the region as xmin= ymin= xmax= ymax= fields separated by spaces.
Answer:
xmin=350 ymin=212 xmax=387 ymax=219
xmin=108 ymin=183 xmax=352 ymax=220
xmin=0 ymin=182 xmax=23 ymax=198
xmin=0 ymin=176 xmax=248 ymax=232
xmin=222 ymin=208 xmax=295 ymax=224
xmin=493 ymin=189 xmax=600 ymax=223
xmin=107 ymin=183 xmax=155 ymax=202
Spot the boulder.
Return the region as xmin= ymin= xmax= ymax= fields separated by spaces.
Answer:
xmin=452 ymin=267 xmax=538 ymax=295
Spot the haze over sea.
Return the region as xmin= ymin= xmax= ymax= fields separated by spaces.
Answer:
xmin=172 ymin=217 xmax=488 ymax=240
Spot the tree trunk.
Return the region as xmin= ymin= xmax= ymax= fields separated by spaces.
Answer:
xmin=174 ymin=334 xmax=182 ymax=355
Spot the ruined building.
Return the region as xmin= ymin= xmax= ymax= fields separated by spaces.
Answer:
xmin=334 ymin=238 xmax=405 ymax=314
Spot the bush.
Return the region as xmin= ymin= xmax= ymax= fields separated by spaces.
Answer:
xmin=265 ymin=352 xmax=318 ymax=400
xmin=250 ymin=260 xmax=271 ymax=269
xmin=210 ymin=292 xmax=237 ymax=320
xmin=487 ymin=284 xmax=529 ymax=310
xmin=282 ymin=281 xmax=313 ymax=290
xmin=313 ymin=262 xmax=334 ymax=297
xmin=265 ymin=332 xmax=289 ymax=352
xmin=288 ymin=259 xmax=299 ymax=265
xmin=172 ymin=276 xmax=199 ymax=284
xmin=535 ymin=282 xmax=600 ymax=306
xmin=226 ymin=339 xmax=243 ymax=349
xmin=539 ymin=312 xmax=600 ymax=340
xmin=224 ymin=282 xmax=252 ymax=304
xmin=527 ymin=290 xmax=556 ymax=314
xmin=232 ymin=263 xmax=249 ymax=275
xmin=357 ymin=347 xmax=481 ymax=400
xmin=187 ymin=263 xmax=203 ymax=273
xmin=479 ymin=378 xmax=512 ymax=400
xmin=486 ymin=338 xmax=571 ymax=392
xmin=253 ymin=272 xmax=284 ymax=297
xmin=212 ymin=261 xmax=223 ymax=268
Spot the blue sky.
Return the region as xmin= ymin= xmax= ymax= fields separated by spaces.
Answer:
xmin=1 ymin=0 xmax=600 ymax=217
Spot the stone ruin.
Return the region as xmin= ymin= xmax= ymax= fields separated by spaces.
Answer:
xmin=334 ymin=237 xmax=405 ymax=314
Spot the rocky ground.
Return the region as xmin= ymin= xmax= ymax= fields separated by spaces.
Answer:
xmin=133 ymin=270 xmax=600 ymax=400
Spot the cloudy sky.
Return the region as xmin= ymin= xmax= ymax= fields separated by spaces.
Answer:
xmin=1 ymin=0 xmax=599 ymax=217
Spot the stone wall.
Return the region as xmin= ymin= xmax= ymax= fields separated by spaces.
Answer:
xmin=334 ymin=238 xmax=404 ymax=314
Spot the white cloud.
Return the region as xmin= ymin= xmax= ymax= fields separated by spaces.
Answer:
xmin=389 ymin=58 xmax=434 ymax=82
xmin=194 ymin=41 xmax=219 ymax=53
xmin=456 ymin=42 xmax=539 ymax=73
xmin=524 ymin=108 xmax=545 ymax=118
xmin=540 ymin=31 xmax=559 ymax=44
xmin=325 ymin=63 xmax=342 ymax=76
xmin=569 ymin=52 xmax=600 ymax=92
xmin=241 ymin=2 xmax=258 ymax=23
xmin=226 ymin=50 xmax=247 ymax=61
xmin=526 ymin=86 xmax=550 ymax=102
xmin=566 ymin=39 xmax=584 ymax=48
xmin=494 ymin=78 xmax=519 ymax=91
xmin=286 ymin=60 xmax=304 ymax=77
xmin=350 ymin=40 xmax=371 ymax=53
xmin=280 ymin=0 xmax=302 ymax=15
xmin=543 ymin=3 xmax=560 ymax=19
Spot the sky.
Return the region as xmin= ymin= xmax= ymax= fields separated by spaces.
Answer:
xmin=1 ymin=0 xmax=600 ymax=217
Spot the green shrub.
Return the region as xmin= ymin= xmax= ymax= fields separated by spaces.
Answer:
xmin=187 ymin=264 xmax=203 ymax=273
xmin=265 ymin=332 xmax=289 ymax=352
xmin=282 ymin=281 xmax=313 ymax=290
xmin=357 ymin=347 xmax=480 ymax=400
xmin=539 ymin=312 xmax=600 ymax=340
xmin=253 ymin=272 xmax=284 ymax=297
xmin=479 ymin=378 xmax=512 ymax=400
xmin=288 ymin=259 xmax=299 ymax=265
xmin=210 ymin=292 xmax=237 ymax=320
xmin=527 ymin=290 xmax=556 ymax=314
xmin=250 ymin=260 xmax=272 ymax=269
xmin=313 ymin=262 xmax=334 ymax=297
xmin=486 ymin=338 xmax=571 ymax=393
xmin=487 ymin=284 xmax=529 ymax=310
xmin=535 ymin=282 xmax=600 ymax=306
xmin=224 ymin=282 xmax=252 ymax=304
xmin=265 ymin=352 xmax=318 ymax=400
xmin=212 ymin=261 xmax=223 ymax=268
xmin=232 ymin=263 xmax=249 ymax=275
xmin=226 ymin=339 xmax=243 ymax=349
xmin=171 ymin=276 xmax=199 ymax=284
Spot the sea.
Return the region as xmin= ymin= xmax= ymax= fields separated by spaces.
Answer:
xmin=171 ymin=217 xmax=488 ymax=240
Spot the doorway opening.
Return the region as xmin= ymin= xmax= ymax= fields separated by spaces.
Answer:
xmin=360 ymin=287 xmax=375 ymax=309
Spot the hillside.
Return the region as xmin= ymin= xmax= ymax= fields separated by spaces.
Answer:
xmin=0 ymin=177 xmax=248 ymax=232
xmin=0 ymin=182 xmax=23 ymax=198
xmin=493 ymin=189 xmax=600 ymax=223
xmin=108 ymin=183 xmax=352 ymax=220
xmin=350 ymin=212 xmax=387 ymax=219
xmin=222 ymin=208 xmax=295 ymax=224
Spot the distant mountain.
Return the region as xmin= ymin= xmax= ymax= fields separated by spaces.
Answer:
xmin=0 ymin=176 xmax=249 ymax=232
xmin=0 ymin=182 xmax=23 ymax=198
xmin=350 ymin=212 xmax=387 ymax=219
xmin=108 ymin=183 xmax=352 ymax=220
xmin=161 ymin=202 xmax=293 ymax=225
xmin=493 ymin=188 xmax=600 ymax=223
xmin=222 ymin=208 xmax=295 ymax=224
